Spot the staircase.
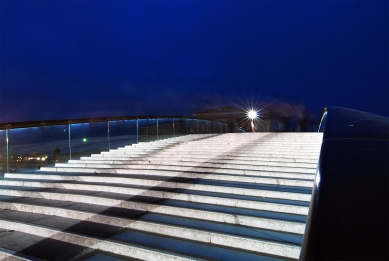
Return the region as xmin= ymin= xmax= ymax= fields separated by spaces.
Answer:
xmin=0 ymin=133 xmax=323 ymax=261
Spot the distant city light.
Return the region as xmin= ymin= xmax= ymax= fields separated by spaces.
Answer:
xmin=83 ymin=138 xmax=87 ymax=142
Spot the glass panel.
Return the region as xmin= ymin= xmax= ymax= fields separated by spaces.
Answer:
xmin=217 ymin=121 xmax=223 ymax=134
xmin=69 ymin=122 xmax=108 ymax=160
xmin=192 ymin=119 xmax=198 ymax=134
xmin=108 ymin=119 xmax=138 ymax=149
xmin=156 ymin=118 xmax=175 ymax=140
xmin=0 ymin=130 xmax=6 ymax=175
xmin=7 ymin=125 xmax=69 ymax=173
xmin=177 ymin=118 xmax=188 ymax=136
xmin=210 ymin=120 xmax=214 ymax=133
xmin=199 ymin=120 xmax=207 ymax=134
xmin=0 ymin=117 xmax=227 ymax=175
xmin=139 ymin=119 xmax=158 ymax=142
xmin=172 ymin=118 xmax=180 ymax=137
xmin=198 ymin=120 xmax=203 ymax=134
xmin=187 ymin=118 xmax=195 ymax=135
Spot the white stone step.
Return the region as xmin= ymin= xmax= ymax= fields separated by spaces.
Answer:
xmin=87 ymin=153 xmax=321 ymax=161
xmin=41 ymin=165 xmax=316 ymax=178
xmin=50 ymin=163 xmax=316 ymax=175
xmin=80 ymin=155 xmax=320 ymax=164
xmin=0 ymin=219 xmax=205 ymax=261
xmin=0 ymin=180 xmax=312 ymax=204
xmin=0 ymin=188 xmax=308 ymax=226
xmin=171 ymin=146 xmax=321 ymax=151
xmin=69 ymin=159 xmax=318 ymax=169
xmin=0 ymin=200 xmax=305 ymax=235
xmin=100 ymin=147 xmax=321 ymax=154
xmin=37 ymin=167 xmax=315 ymax=180
xmin=0 ymin=202 xmax=301 ymax=259
xmin=6 ymin=171 xmax=314 ymax=185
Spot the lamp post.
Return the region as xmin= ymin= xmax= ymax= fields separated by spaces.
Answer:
xmin=248 ymin=110 xmax=257 ymax=132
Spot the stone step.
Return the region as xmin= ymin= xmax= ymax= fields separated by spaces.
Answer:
xmin=0 ymin=203 xmax=301 ymax=259
xmin=48 ymin=163 xmax=316 ymax=175
xmin=129 ymin=140 xmax=322 ymax=145
xmin=0 ymin=217 xmax=205 ymax=261
xmin=129 ymin=143 xmax=173 ymax=149
xmin=105 ymin=147 xmax=321 ymax=153
xmin=5 ymin=171 xmax=312 ymax=197
xmin=0 ymin=179 xmax=312 ymax=204
xmin=0 ymin=193 xmax=305 ymax=232
xmin=89 ymin=152 xmax=321 ymax=160
xmin=6 ymin=171 xmax=314 ymax=187
xmin=121 ymin=146 xmax=321 ymax=152
xmin=81 ymin=155 xmax=320 ymax=164
xmin=69 ymin=159 xmax=318 ymax=169
xmin=105 ymin=151 xmax=320 ymax=157
xmin=41 ymin=164 xmax=316 ymax=178
xmin=0 ymin=230 xmax=92 ymax=261
xmin=4 ymin=171 xmax=315 ymax=188
xmin=0 ymin=187 xmax=308 ymax=225
xmin=35 ymin=168 xmax=316 ymax=182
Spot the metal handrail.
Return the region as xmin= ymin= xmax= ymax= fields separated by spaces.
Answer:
xmin=0 ymin=115 xmax=199 ymax=130
xmin=318 ymin=107 xmax=328 ymax=132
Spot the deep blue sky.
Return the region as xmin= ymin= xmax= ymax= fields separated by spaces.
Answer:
xmin=1 ymin=0 xmax=388 ymax=123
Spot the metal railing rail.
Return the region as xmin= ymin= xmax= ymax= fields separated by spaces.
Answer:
xmin=0 ymin=115 xmax=215 ymax=130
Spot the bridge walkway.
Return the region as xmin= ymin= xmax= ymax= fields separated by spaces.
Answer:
xmin=0 ymin=133 xmax=323 ymax=261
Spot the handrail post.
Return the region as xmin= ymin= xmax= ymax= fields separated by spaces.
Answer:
xmin=68 ymin=124 xmax=71 ymax=160
xmin=136 ymin=119 xmax=139 ymax=144
xmin=6 ymin=129 xmax=9 ymax=173
xmin=107 ymin=121 xmax=110 ymax=150
xmin=173 ymin=118 xmax=175 ymax=137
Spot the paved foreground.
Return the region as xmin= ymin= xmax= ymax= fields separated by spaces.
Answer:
xmin=0 ymin=133 xmax=322 ymax=260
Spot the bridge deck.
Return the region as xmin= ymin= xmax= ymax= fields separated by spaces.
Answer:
xmin=0 ymin=133 xmax=322 ymax=261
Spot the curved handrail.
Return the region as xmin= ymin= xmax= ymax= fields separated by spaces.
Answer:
xmin=300 ymin=106 xmax=389 ymax=260
xmin=317 ymin=107 xmax=327 ymax=132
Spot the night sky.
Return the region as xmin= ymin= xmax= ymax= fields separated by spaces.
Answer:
xmin=1 ymin=0 xmax=388 ymax=123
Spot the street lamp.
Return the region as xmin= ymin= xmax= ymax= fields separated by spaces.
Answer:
xmin=248 ymin=110 xmax=258 ymax=132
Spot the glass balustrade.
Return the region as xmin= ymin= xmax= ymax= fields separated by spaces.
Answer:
xmin=0 ymin=117 xmax=228 ymax=175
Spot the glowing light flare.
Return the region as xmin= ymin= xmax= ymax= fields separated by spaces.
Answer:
xmin=230 ymin=96 xmax=272 ymax=132
xmin=248 ymin=110 xmax=258 ymax=120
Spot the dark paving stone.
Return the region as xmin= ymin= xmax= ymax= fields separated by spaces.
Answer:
xmin=0 ymin=210 xmax=122 ymax=238
xmin=0 ymin=230 xmax=94 ymax=261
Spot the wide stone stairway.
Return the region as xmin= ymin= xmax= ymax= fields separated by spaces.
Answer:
xmin=0 ymin=133 xmax=323 ymax=261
